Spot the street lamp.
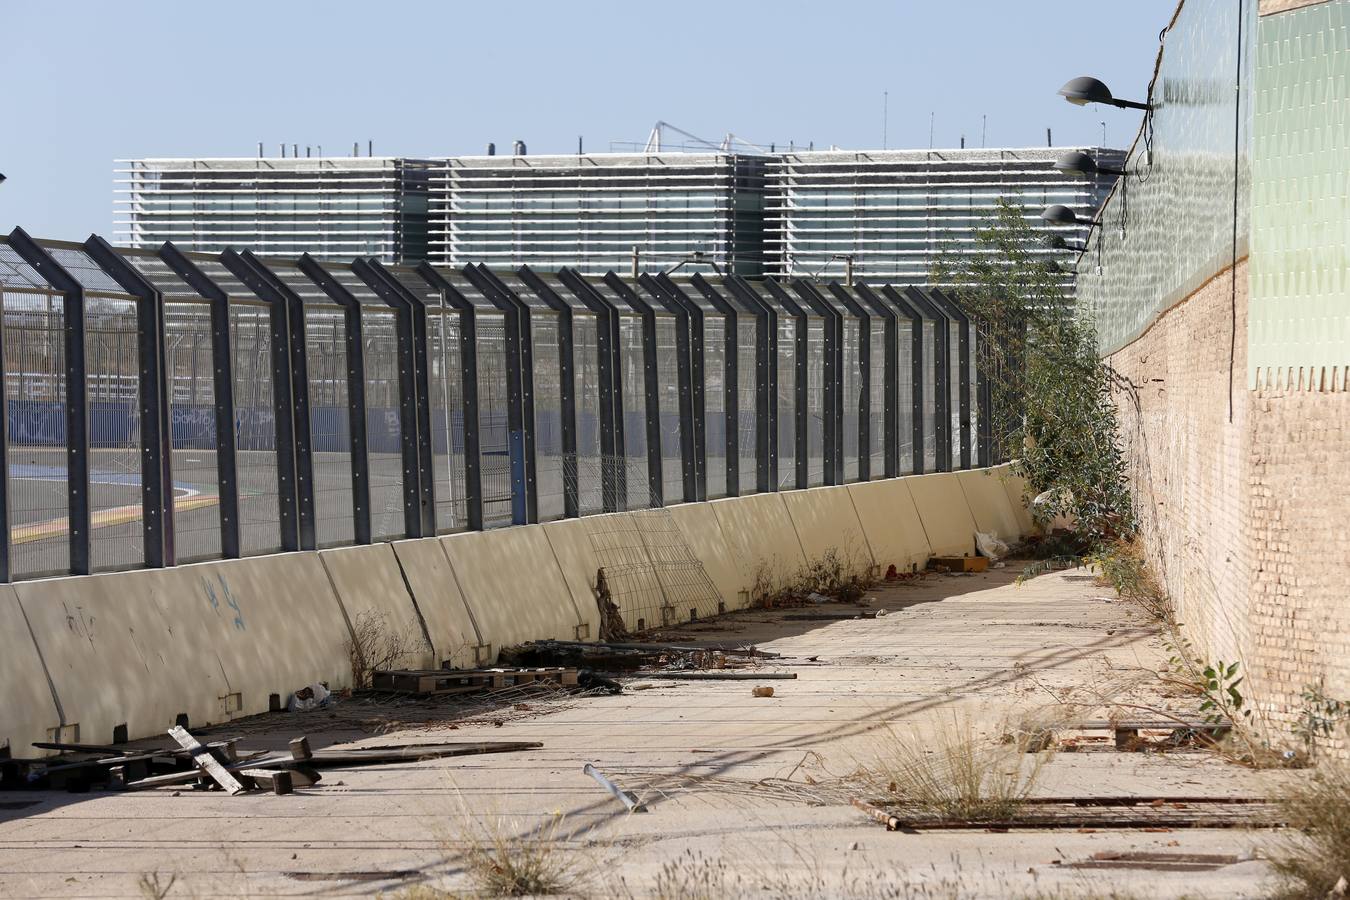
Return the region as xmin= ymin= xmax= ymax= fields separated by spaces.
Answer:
xmin=1058 ymin=76 xmax=1151 ymax=111
xmin=1043 ymin=233 xmax=1087 ymax=253
xmin=1040 ymin=204 xmax=1088 ymax=227
xmin=1054 ymin=150 xmax=1127 ymax=178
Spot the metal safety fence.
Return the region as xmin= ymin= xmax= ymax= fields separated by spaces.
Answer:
xmin=0 ymin=227 xmax=1001 ymax=581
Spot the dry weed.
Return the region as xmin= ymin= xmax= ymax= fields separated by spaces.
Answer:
xmin=1269 ymin=762 xmax=1350 ymax=899
xmin=867 ymin=710 xmax=1054 ymax=822
xmin=451 ymin=812 xmax=585 ymax=897
xmin=347 ymin=609 xmax=431 ymax=689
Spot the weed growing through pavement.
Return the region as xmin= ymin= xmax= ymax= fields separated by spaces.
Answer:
xmin=866 ymin=710 xmax=1054 ymax=822
xmin=752 ymin=545 xmax=877 ymax=608
xmin=1269 ymin=762 xmax=1350 ymax=899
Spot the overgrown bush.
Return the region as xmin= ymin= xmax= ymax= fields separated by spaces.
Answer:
xmin=932 ymin=199 xmax=1133 ymax=547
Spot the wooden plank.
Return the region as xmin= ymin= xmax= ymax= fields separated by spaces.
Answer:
xmin=289 ymin=737 xmax=312 ymax=761
xmin=239 ymin=768 xmax=294 ymax=795
xmin=167 ymin=726 xmax=246 ymax=795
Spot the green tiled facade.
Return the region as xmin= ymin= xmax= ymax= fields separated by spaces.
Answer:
xmin=1248 ymin=0 xmax=1350 ymax=386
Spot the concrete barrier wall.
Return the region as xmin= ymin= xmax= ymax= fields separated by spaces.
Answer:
xmin=0 ymin=585 xmax=62 ymax=755
xmin=780 ymin=486 xmax=874 ymax=576
xmin=3 ymin=466 xmax=1034 ymax=752
xmin=440 ymin=525 xmax=585 ymax=655
xmin=319 ymin=544 xmax=435 ymax=671
xmin=847 ymin=479 xmax=931 ymax=573
xmin=710 ymin=493 xmax=807 ymax=601
xmin=904 ymin=472 xmax=981 ymax=556
xmin=956 ymin=468 xmax=1024 ymax=544
xmin=390 ymin=539 xmax=483 ymax=668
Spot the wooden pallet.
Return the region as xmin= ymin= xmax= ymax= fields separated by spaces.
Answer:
xmin=372 ymin=667 xmax=578 ymax=695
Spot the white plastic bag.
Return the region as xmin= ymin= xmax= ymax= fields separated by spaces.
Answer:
xmin=975 ymin=531 xmax=1010 ymax=561
xmin=287 ymin=682 xmax=332 ymax=712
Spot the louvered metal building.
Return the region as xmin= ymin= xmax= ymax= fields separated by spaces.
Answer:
xmin=427 ymin=152 xmax=768 ymax=276
xmin=115 ymin=156 xmax=433 ymax=262
xmin=765 ymin=147 xmax=1123 ymax=287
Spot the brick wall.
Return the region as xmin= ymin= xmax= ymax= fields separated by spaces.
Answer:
xmin=1106 ymin=259 xmax=1350 ymax=759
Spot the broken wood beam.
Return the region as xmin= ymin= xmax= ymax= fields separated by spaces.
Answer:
xmin=167 ymin=726 xmax=246 ymax=795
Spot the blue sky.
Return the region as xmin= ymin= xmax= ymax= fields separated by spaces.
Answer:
xmin=0 ymin=0 xmax=1177 ymax=238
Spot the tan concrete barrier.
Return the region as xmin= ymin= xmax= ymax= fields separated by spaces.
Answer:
xmin=440 ymin=525 xmax=583 ymax=657
xmin=999 ymin=469 xmax=1038 ymax=536
xmin=541 ymin=515 xmax=619 ymax=638
xmin=710 ymin=493 xmax=807 ymax=602
xmin=905 ymin=472 xmax=980 ymax=556
xmin=13 ymin=552 xmax=352 ymax=747
xmin=847 ymin=479 xmax=931 ymax=573
xmin=391 ymin=539 xmax=484 ymax=668
xmin=319 ymin=544 xmax=435 ymax=671
xmin=780 ymin=486 xmax=875 ymax=576
xmin=0 ymin=584 xmax=62 ymax=755
xmin=957 ymin=468 xmax=1023 ymax=544
xmin=663 ymin=502 xmax=742 ymax=610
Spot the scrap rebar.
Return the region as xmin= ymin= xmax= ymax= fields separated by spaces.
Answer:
xmin=583 ymin=763 xmax=647 ymax=813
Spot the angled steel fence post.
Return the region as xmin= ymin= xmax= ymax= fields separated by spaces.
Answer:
xmin=221 ymin=250 xmax=314 ymax=550
xmin=84 ymin=235 xmax=174 ymax=567
xmin=516 ymin=266 xmax=580 ymax=517
xmin=929 ymin=289 xmax=973 ymax=470
xmin=827 ymin=282 xmax=873 ymax=482
xmin=763 ymin=279 xmax=810 ymax=490
xmin=358 ymin=260 xmax=441 ymax=536
xmin=557 ymin=268 xmax=621 ymax=512
xmin=9 ymin=228 xmax=91 ymax=574
xmin=412 ymin=263 xmax=482 ymax=530
xmin=635 ymin=271 xmax=705 ymax=503
xmin=298 ymin=255 xmax=372 ymax=544
xmin=604 ymin=273 xmax=662 ymax=507
xmin=722 ymin=274 xmax=777 ymax=494
xmin=790 ymin=280 xmax=843 ymax=485
xmin=681 ymin=273 xmax=739 ymax=496
xmin=159 ymin=243 xmax=241 ymax=558
xmin=853 ymin=282 xmax=898 ymax=479
xmin=0 ymin=266 xmax=8 ymax=578
xmin=902 ymin=287 xmax=951 ymax=473
xmin=464 ymin=264 xmax=536 ymax=525
xmin=880 ymin=286 xmax=926 ymax=476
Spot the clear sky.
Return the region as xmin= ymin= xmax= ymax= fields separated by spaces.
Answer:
xmin=0 ymin=0 xmax=1177 ymax=239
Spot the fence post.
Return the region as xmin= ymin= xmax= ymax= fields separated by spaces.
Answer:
xmin=681 ymin=274 xmax=740 ymax=497
xmin=557 ymin=269 xmax=621 ymax=512
xmin=516 ymin=266 xmax=580 ymax=517
xmin=298 ymin=255 xmax=372 ymax=544
xmin=853 ymin=283 xmax=898 ymax=479
xmin=8 ymin=229 xmax=91 ymax=574
xmin=84 ymin=235 xmax=173 ymax=567
xmin=721 ymin=276 xmax=776 ymax=493
xmin=930 ymin=289 xmax=973 ymax=470
xmin=220 ymin=250 xmax=313 ymax=551
xmin=880 ymin=286 xmax=926 ymax=476
xmin=903 ymin=287 xmax=951 ymax=473
xmin=413 ymin=263 xmax=483 ymax=530
xmin=158 ymin=243 xmax=241 ymax=558
xmin=763 ymin=279 xmax=810 ymax=490
xmin=790 ymin=280 xmax=843 ymax=485
xmin=602 ymin=273 xmax=662 ymax=508
xmin=634 ymin=273 xmax=699 ymax=502
xmin=464 ymin=264 xmax=536 ymax=526
xmin=827 ymin=282 xmax=873 ymax=482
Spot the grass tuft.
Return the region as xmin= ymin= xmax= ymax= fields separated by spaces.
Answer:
xmin=868 ymin=711 xmax=1053 ymax=822
xmin=455 ymin=812 xmax=583 ymax=897
xmin=1269 ymin=762 xmax=1350 ymax=899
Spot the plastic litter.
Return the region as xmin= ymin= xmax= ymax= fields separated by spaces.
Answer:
xmin=287 ymin=683 xmax=332 ymax=712
xmin=975 ymin=531 xmax=1010 ymax=561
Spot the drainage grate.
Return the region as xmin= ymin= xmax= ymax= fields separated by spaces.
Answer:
xmin=1065 ymin=851 xmax=1243 ymax=872
xmin=285 ymin=870 xmax=417 ymax=882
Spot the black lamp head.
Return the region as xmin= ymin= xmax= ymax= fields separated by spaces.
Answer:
xmin=1040 ymin=204 xmax=1080 ymax=226
xmin=0 ymin=172 xmax=7 ymax=186
xmin=1058 ymin=76 xmax=1151 ymax=111
xmin=1054 ymin=150 xmax=1098 ymax=176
